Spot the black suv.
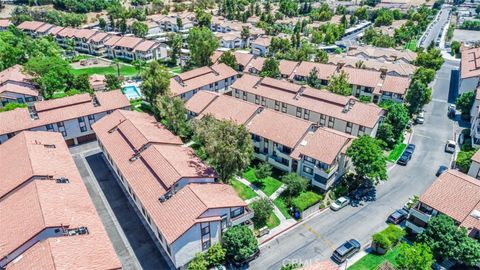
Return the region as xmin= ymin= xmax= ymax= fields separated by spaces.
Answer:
xmin=332 ymin=239 xmax=361 ymax=263
xmin=397 ymin=151 xmax=412 ymax=166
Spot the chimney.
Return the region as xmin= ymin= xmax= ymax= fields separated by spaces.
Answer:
xmin=380 ymin=67 xmax=387 ymax=79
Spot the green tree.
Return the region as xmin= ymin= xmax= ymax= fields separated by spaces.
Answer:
xmin=0 ymin=102 xmax=27 ymax=112
xmin=255 ymin=162 xmax=272 ymax=179
xmin=456 ymin=92 xmax=475 ymax=116
xmin=112 ymin=58 xmax=121 ymax=77
xmin=140 ymin=61 xmax=170 ymax=106
xmin=451 ymin=40 xmax=461 ymax=56
xmin=193 ymin=116 xmax=253 ymax=182
xmin=71 ymin=73 xmax=92 ymax=93
xmin=251 ymin=197 xmax=273 ymax=228
xmin=222 ymin=225 xmax=258 ymax=262
xmin=282 ymin=173 xmax=308 ymax=198
xmin=456 ymin=149 xmax=477 ymax=173
xmin=169 ymin=33 xmax=182 ymax=65
xmin=218 ymin=51 xmax=238 ymax=70
xmin=119 ymin=17 xmax=127 ymax=34
xmin=131 ymin=21 xmax=149 ymax=38
xmin=327 ymin=71 xmax=351 ymax=96
xmin=377 ymin=122 xmax=395 ymax=148
xmin=314 ymin=50 xmax=328 ymax=64
xmin=105 ymin=74 xmax=121 ymax=90
xmin=414 ymin=48 xmax=444 ymax=70
xmin=405 ymin=80 xmax=432 ymax=114
xmin=195 ymin=8 xmax=212 ymax=27
xmin=188 ymin=27 xmax=219 ymax=66
xmin=417 ymin=215 xmax=480 ymax=265
xmin=260 ymin=58 xmax=280 ymax=78
xmin=385 ymin=103 xmax=409 ymax=136
xmin=347 ymin=136 xmax=387 ymax=184
xmin=25 ymin=55 xmax=72 ymax=98
xmin=397 ymin=243 xmax=434 ymax=270
xmin=132 ymin=59 xmax=147 ymax=73
xmin=205 ymin=243 xmax=226 ymax=266
xmin=187 ymin=253 xmax=208 ymax=270
xmin=241 ymin=26 xmax=250 ymax=41
xmin=156 ymin=95 xmax=190 ymax=138
xmin=413 ymin=67 xmax=435 ymax=84
xmin=98 ymin=17 xmax=107 ymax=29
xmin=306 ymin=67 xmax=321 ymax=88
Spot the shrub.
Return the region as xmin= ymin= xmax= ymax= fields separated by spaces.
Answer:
xmin=222 ymin=225 xmax=258 ymax=262
xmin=372 ymin=225 xmax=406 ymax=250
xmin=282 ymin=173 xmax=309 ymax=198
xmin=251 ymin=198 xmax=273 ymax=228
xmin=456 ymin=149 xmax=477 ymax=173
xmin=292 ymin=191 xmax=322 ymax=211
xmin=255 ymin=162 xmax=272 ymax=179
xmin=205 ymin=243 xmax=226 ymax=266
xmin=373 ymin=232 xmax=392 ymax=250
xmin=188 ymin=253 xmax=208 ymax=270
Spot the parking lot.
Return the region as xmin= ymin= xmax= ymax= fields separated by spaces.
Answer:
xmin=71 ymin=142 xmax=173 ymax=270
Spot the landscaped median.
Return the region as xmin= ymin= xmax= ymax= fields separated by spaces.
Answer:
xmin=386 ymin=143 xmax=406 ymax=162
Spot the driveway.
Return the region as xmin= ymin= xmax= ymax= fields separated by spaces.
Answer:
xmin=248 ymin=60 xmax=460 ymax=269
xmin=71 ymin=142 xmax=173 ymax=270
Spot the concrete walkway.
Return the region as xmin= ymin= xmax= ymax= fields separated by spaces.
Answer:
xmin=235 ymin=177 xmax=297 ymax=243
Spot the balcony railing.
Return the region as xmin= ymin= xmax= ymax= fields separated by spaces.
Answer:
xmin=409 ymin=207 xmax=432 ymax=224
xmin=405 ymin=220 xmax=425 ymax=234
xmin=274 ymin=148 xmax=291 ymax=160
xmin=231 ymin=207 xmax=254 ymax=226
xmin=268 ymin=156 xmax=291 ymax=172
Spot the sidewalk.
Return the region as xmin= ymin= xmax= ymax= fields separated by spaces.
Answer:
xmin=236 ymin=176 xmax=297 ymax=241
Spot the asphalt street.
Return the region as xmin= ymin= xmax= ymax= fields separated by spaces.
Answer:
xmin=249 ymin=59 xmax=461 ymax=270
xmin=419 ymin=6 xmax=451 ymax=48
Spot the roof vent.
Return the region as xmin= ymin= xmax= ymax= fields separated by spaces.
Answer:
xmin=67 ymin=226 xmax=89 ymax=236
xmin=44 ymin=144 xmax=56 ymax=149
xmin=471 ymin=210 xmax=480 ymax=220
xmin=92 ymin=96 xmax=100 ymax=107
xmin=56 ymin=177 xmax=69 ymax=184
xmin=300 ymin=140 xmax=308 ymax=146
xmin=159 ymin=191 xmax=173 ymax=203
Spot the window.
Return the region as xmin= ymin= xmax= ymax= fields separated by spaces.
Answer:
xmin=57 ymin=121 xmax=64 ymax=128
xmin=80 ymin=126 xmax=87 ymax=132
xmin=303 ymin=109 xmax=310 ymax=120
xmin=235 ymin=89 xmax=239 ymax=98
xmin=328 ymin=117 xmax=335 ymax=128
xmin=261 ymin=97 xmax=266 ymax=106
xmin=304 ymin=155 xmax=314 ymax=163
xmin=281 ymin=103 xmax=287 ymax=113
xmin=46 ymin=124 xmax=54 ymax=130
xmin=202 ymin=240 xmax=211 ymax=251
xmin=296 ymin=107 xmax=302 ymax=118
xmin=231 ymin=207 xmax=244 ymax=218
xmin=78 ymin=117 xmax=84 ymax=123
xmin=25 ymin=96 xmax=36 ymax=102
xmin=16 ymin=97 xmax=24 ymax=103
xmin=346 ymin=122 xmax=353 ymax=134
xmin=242 ymin=92 xmax=247 ymax=101
xmin=275 ymin=101 xmax=280 ymax=111
xmin=303 ymin=166 xmax=313 ymax=174
xmin=61 ymin=131 xmax=67 ymax=137
xmin=201 ymin=225 xmax=210 ymax=236
xmin=255 ymin=95 xmax=260 ymax=104
xmin=88 ymin=115 xmax=95 ymax=120
xmin=358 ymin=125 xmax=365 ymax=135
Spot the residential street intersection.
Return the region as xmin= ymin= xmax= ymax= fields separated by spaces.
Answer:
xmin=249 ymin=59 xmax=461 ymax=270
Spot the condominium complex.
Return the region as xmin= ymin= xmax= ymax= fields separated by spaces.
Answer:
xmin=186 ymin=92 xmax=355 ymax=190
xmin=170 ymin=63 xmax=238 ymax=100
xmin=15 ymin=21 xmax=167 ymax=62
xmin=459 ymin=47 xmax=480 ymax=94
xmin=0 ymin=90 xmax=130 ymax=145
xmin=0 ymin=131 xmax=121 ymax=269
xmin=0 ymin=64 xmax=39 ymax=107
xmin=405 ymin=170 xmax=480 ymax=239
xmin=230 ymin=74 xmax=385 ymax=137
xmin=93 ymin=110 xmax=253 ymax=268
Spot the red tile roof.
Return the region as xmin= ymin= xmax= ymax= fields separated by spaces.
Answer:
xmin=133 ymin=40 xmax=159 ymax=52
xmin=34 ymin=23 xmax=54 ymax=33
xmin=114 ymin=36 xmax=143 ymax=49
xmin=73 ymin=28 xmax=97 ymax=39
xmin=380 ymin=75 xmax=411 ymax=95
xmin=231 ymin=74 xmax=384 ymax=128
xmin=185 ymin=91 xmax=219 ymax=114
xmin=17 ymin=21 xmax=45 ymax=31
xmin=0 ymin=91 xmax=130 ymax=136
xmin=0 ymin=84 xmax=38 ymax=97
xmin=420 ymin=170 xmax=480 ymax=233
xmin=0 ymin=64 xmax=34 ymax=85
xmin=247 ymin=109 xmax=312 ymax=149
xmin=93 ymin=110 xmax=246 ymax=244
xmin=290 ymin=62 xmax=338 ymax=81
xmin=199 ymin=94 xmax=260 ymax=125
xmin=170 ymin=64 xmax=238 ymax=96
xmin=88 ymin=32 xmax=110 ymax=43
xmin=0 ymin=19 xmax=10 ymax=28
xmin=56 ymin=27 xmax=77 ymax=38
xmin=461 ymin=47 xmax=480 ymax=79
xmin=248 ymin=57 xmax=266 ymax=72
xmin=0 ymin=131 xmax=120 ymax=270
xmin=279 ymin=60 xmax=299 ymax=77
xmin=291 ymin=127 xmax=354 ymax=165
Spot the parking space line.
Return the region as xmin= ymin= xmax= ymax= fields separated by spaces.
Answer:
xmin=302 ymin=224 xmax=336 ymax=251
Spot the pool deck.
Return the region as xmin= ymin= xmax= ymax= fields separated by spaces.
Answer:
xmin=121 ymin=82 xmax=142 ymax=100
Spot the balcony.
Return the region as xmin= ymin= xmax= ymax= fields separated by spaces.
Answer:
xmin=231 ymin=207 xmax=254 ymax=226
xmin=252 ymin=140 xmax=261 ymax=148
xmin=314 ymin=163 xmax=338 ymax=180
xmin=405 ymin=220 xmax=425 ymax=234
xmin=274 ymin=148 xmax=291 ymax=160
xmin=268 ymin=156 xmax=291 ymax=172
xmin=409 ymin=207 xmax=432 ymax=224
xmin=254 ymin=152 xmax=268 ymax=161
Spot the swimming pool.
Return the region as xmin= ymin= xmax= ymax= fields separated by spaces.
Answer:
xmin=122 ymin=85 xmax=141 ymax=100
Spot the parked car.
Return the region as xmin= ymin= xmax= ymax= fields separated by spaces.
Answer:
xmin=330 ymin=197 xmax=350 ymax=211
xmin=415 ymin=112 xmax=425 ymax=124
xmin=404 ymin=144 xmax=416 ymax=155
xmin=448 ymin=104 xmax=456 ymax=118
xmin=397 ymin=152 xmax=412 ymax=166
xmin=387 ymin=209 xmax=408 ymax=224
xmin=436 ymin=165 xmax=448 ymax=176
xmin=332 ymin=239 xmax=361 ymax=263
xmin=445 ymin=140 xmax=456 ymax=153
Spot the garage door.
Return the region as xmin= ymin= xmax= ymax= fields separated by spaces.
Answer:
xmin=65 ymin=139 xmax=75 ymax=146
xmin=77 ymin=133 xmax=97 ymax=144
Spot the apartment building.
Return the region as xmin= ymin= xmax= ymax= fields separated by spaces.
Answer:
xmin=459 ymin=47 xmax=480 ymax=94
xmin=93 ymin=110 xmax=253 ymax=268
xmin=470 ymin=88 xmax=480 ymax=146
xmin=468 ymin=148 xmax=480 ymax=177
xmin=251 ymin=36 xmax=271 ymax=56
xmin=0 ymin=65 xmax=39 ymax=107
xmin=279 ymin=60 xmax=300 ymax=79
xmin=170 ymin=63 xmax=238 ymax=100
xmin=185 ymin=92 xmax=355 ymax=190
xmin=0 ymin=19 xmax=11 ymax=30
xmin=0 ymin=90 xmax=130 ymax=145
xmin=211 ymin=51 xmax=255 ymax=72
xmin=16 ymin=20 xmax=47 ymax=36
xmin=405 ymin=170 xmax=480 ymax=239
xmin=346 ymin=46 xmax=417 ymax=65
xmin=231 ymin=74 xmax=384 ymax=137
xmin=88 ymin=32 xmax=112 ymax=56
xmin=0 ymin=131 xmax=121 ymax=269
xmin=246 ymin=57 xmax=266 ymax=75
xmin=328 ymin=54 xmax=416 ymax=77
xmin=216 ymin=32 xmax=247 ymax=49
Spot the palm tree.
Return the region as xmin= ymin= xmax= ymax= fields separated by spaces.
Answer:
xmin=113 ymin=58 xmax=121 ymax=77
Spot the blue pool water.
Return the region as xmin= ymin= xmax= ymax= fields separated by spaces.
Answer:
xmin=122 ymin=85 xmax=141 ymax=100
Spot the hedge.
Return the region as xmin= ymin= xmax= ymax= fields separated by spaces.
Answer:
xmin=372 ymin=225 xmax=405 ymax=250
xmin=292 ymin=191 xmax=322 ymax=212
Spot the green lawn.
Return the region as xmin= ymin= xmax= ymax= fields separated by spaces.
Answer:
xmin=71 ymin=65 xmax=138 ymax=76
xmin=243 ymin=168 xmax=283 ymax=197
xmin=266 ymin=212 xmax=280 ymax=229
xmin=348 ymin=245 xmax=401 ymax=270
xmin=169 ymin=66 xmax=182 ymax=75
xmin=387 ymin=143 xmax=407 ymax=162
xmin=273 ymin=196 xmax=292 ymax=219
xmin=231 ymin=179 xmax=257 ymax=200
xmin=404 ymin=39 xmax=417 ymax=51
xmin=292 ymin=191 xmax=322 ymax=212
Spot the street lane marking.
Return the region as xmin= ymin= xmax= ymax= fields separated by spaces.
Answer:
xmin=302 ymin=224 xmax=336 ymax=251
